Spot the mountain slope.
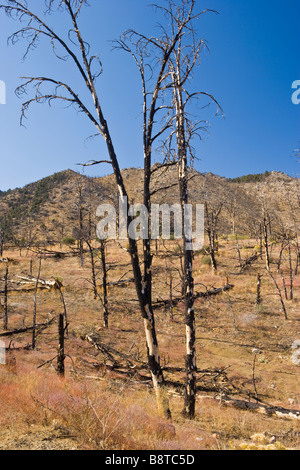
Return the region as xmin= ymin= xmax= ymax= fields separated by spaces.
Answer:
xmin=0 ymin=167 xmax=298 ymax=244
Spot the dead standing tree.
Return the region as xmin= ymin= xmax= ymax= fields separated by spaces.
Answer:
xmin=228 ymin=197 xmax=242 ymax=267
xmin=71 ymin=175 xmax=89 ymax=268
xmin=57 ymin=313 xmax=65 ymax=377
xmin=32 ymin=254 xmax=42 ymax=350
xmin=99 ymin=240 xmax=109 ymax=329
xmin=85 ymin=238 xmax=110 ymax=328
xmin=112 ymin=0 xmax=208 ymax=417
xmin=122 ymin=1 xmax=222 ymax=418
xmin=115 ymin=0 xmax=221 ymax=418
xmin=167 ymin=2 xmax=221 ymax=418
xmin=0 ymin=0 xmax=173 ymax=417
xmin=262 ymin=207 xmax=272 ymax=272
xmin=3 ymin=262 xmax=9 ymax=330
xmin=0 ymin=217 xmax=11 ymax=258
xmin=204 ymin=200 xmax=224 ymax=271
xmin=113 ymin=7 xmax=194 ymax=418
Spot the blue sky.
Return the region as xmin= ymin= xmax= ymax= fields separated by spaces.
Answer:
xmin=0 ymin=0 xmax=299 ymax=191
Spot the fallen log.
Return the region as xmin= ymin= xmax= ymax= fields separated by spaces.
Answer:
xmin=0 ymin=258 xmax=18 ymax=265
xmin=153 ymin=283 xmax=234 ymax=308
xmin=85 ymin=334 xmax=136 ymax=368
xmin=107 ymin=278 xmax=135 ymax=287
xmin=194 ymin=283 xmax=234 ymax=300
xmin=239 ymin=253 xmax=258 ymax=273
xmin=214 ymin=396 xmax=300 ymax=421
xmin=0 ymin=317 xmax=56 ymax=338
xmin=30 ymin=248 xmax=80 ymax=258
xmin=16 ymin=274 xmax=60 ymax=290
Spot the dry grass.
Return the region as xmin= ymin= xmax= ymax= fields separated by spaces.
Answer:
xmin=0 ymin=238 xmax=299 ymax=450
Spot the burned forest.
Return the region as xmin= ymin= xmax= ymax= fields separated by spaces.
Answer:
xmin=0 ymin=0 xmax=299 ymax=453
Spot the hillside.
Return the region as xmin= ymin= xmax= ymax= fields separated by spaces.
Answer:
xmin=0 ymin=167 xmax=298 ymax=246
xmin=0 ymin=167 xmax=299 ymax=450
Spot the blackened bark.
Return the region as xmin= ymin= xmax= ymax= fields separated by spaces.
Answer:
xmin=57 ymin=280 xmax=68 ymax=337
xmin=263 ymin=215 xmax=270 ymax=271
xmin=87 ymin=240 xmax=98 ymax=300
xmin=288 ymin=242 xmax=294 ymax=301
xmin=180 ymin=172 xmax=196 ymax=418
xmin=3 ymin=263 xmax=8 ymax=330
xmin=32 ymin=256 xmax=42 ymax=350
xmin=175 ymin=84 xmax=196 ymax=418
xmin=79 ymin=191 xmax=84 ymax=268
xmin=100 ymin=240 xmax=109 ymax=329
xmin=1 ymin=0 xmax=170 ymax=418
xmin=57 ymin=313 xmax=65 ymax=377
xmin=204 ymin=202 xmax=218 ymax=271
xmin=103 ymin=122 xmax=170 ymax=417
xmin=256 ymin=274 xmax=262 ymax=305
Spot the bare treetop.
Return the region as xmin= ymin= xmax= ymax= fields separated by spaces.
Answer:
xmin=1 ymin=0 xmax=104 ymax=129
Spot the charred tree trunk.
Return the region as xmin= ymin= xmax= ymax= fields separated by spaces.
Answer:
xmin=0 ymin=234 xmax=4 ymax=258
xmin=87 ymin=240 xmax=98 ymax=300
xmin=263 ymin=214 xmax=270 ymax=271
xmin=256 ymin=274 xmax=262 ymax=305
xmin=3 ymin=263 xmax=8 ymax=330
xmin=79 ymin=197 xmax=84 ymax=268
xmin=172 ymin=62 xmax=196 ymax=418
xmin=179 ymin=158 xmax=196 ymax=419
xmin=0 ymin=0 xmax=194 ymax=420
xmin=32 ymin=256 xmax=42 ymax=350
xmin=168 ymin=268 xmax=174 ymax=321
xmin=100 ymin=240 xmax=109 ymax=329
xmin=288 ymin=242 xmax=294 ymax=301
xmin=164 ymin=1 xmax=221 ymax=418
xmin=204 ymin=202 xmax=218 ymax=271
xmin=57 ymin=281 xmax=68 ymax=337
xmin=235 ymin=232 xmax=242 ymax=268
xmin=259 ymin=224 xmax=263 ymax=260
xmin=281 ymin=271 xmax=288 ymax=300
xmin=57 ymin=313 xmax=65 ymax=377
xmin=209 ymin=243 xmax=218 ymax=271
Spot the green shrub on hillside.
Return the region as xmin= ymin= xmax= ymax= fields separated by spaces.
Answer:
xmin=62 ymin=237 xmax=76 ymax=246
xmin=228 ymin=171 xmax=271 ymax=184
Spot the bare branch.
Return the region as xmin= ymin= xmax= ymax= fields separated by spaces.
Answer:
xmin=77 ymin=160 xmax=112 ymax=167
